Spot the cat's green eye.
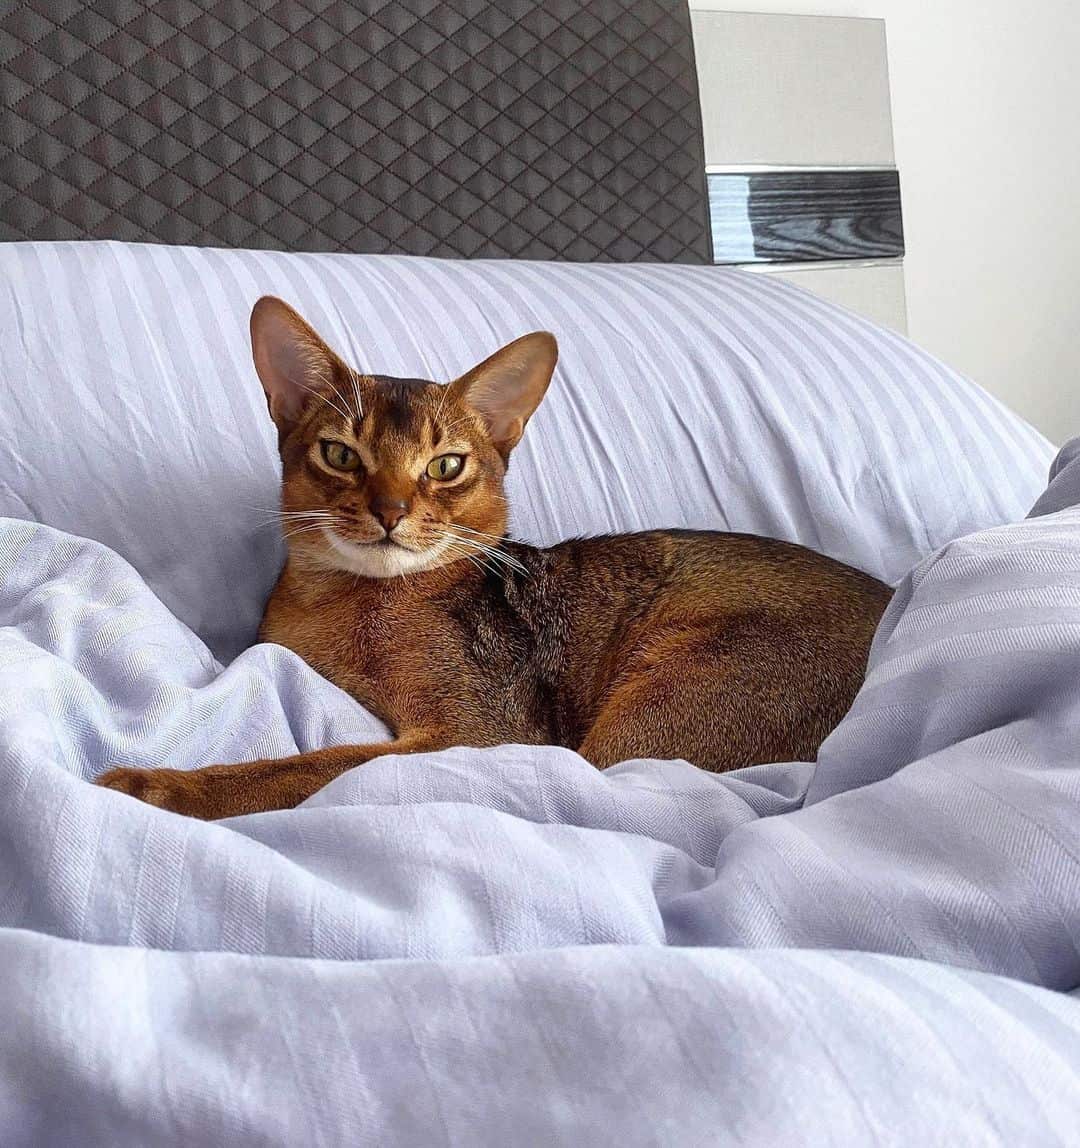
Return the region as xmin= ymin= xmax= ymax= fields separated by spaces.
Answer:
xmin=321 ymin=441 xmax=362 ymax=472
xmin=426 ymin=454 xmax=465 ymax=481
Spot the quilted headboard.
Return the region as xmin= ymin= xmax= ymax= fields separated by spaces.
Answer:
xmin=0 ymin=0 xmax=711 ymax=262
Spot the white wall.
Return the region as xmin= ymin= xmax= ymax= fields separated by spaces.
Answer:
xmin=694 ymin=1 xmax=1080 ymax=444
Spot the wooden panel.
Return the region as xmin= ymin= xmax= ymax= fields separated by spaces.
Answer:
xmin=690 ymin=11 xmax=895 ymax=168
xmin=709 ymin=169 xmax=904 ymax=264
xmin=687 ymin=8 xmax=907 ymax=330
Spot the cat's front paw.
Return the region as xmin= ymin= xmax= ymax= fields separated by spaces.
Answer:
xmin=95 ymin=766 xmax=211 ymax=818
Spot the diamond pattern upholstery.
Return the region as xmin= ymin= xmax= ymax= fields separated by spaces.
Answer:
xmin=0 ymin=0 xmax=711 ymax=261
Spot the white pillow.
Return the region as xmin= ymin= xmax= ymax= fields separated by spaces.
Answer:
xmin=0 ymin=241 xmax=1052 ymax=661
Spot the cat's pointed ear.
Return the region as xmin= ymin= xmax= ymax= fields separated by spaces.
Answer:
xmin=453 ymin=332 xmax=558 ymax=458
xmin=250 ymin=296 xmax=345 ymax=428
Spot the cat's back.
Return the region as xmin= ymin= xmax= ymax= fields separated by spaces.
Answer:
xmin=504 ymin=528 xmax=888 ymax=740
xmin=499 ymin=528 xmax=891 ymax=767
xmin=534 ymin=528 xmax=891 ymax=621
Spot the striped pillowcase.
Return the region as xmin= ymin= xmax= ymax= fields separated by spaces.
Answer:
xmin=0 ymin=241 xmax=1053 ymax=660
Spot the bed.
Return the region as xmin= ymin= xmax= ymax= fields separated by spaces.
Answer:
xmin=1 ymin=2 xmax=1078 ymax=1144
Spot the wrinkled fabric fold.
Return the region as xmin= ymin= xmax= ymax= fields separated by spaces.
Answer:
xmin=1 ymin=936 xmax=1077 ymax=1147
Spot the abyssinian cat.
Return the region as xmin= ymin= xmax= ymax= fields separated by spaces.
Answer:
xmin=98 ymin=297 xmax=891 ymax=819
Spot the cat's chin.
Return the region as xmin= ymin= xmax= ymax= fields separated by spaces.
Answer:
xmin=318 ymin=528 xmax=452 ymax=579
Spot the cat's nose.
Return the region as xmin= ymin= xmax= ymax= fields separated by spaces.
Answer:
xmin=371 ymin=497 xmax=408 ymax=533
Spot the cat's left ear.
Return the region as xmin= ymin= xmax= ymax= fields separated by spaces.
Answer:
xmin=452 ymin=332 xmax=558 ymax=459
xmin=250 ymin=296 xmax=347 ymax=430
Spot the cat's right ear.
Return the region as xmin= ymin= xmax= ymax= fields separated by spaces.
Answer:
xmin=250 ymin=296 xmax=344 ymax=429
xmin=451 ymin=331 xmax=558 ymax=461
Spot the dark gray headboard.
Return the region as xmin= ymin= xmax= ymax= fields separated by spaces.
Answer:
xmin=0 ymin=0 xmax=711 ymax=262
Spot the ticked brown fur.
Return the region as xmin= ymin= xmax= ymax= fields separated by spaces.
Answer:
xmin=98 ymin=298 xmax=891 ymax=818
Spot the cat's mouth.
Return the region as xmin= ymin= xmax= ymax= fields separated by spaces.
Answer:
xmin=324 ymin=527 xmax=410 ymax=551
xmin=319 ymin=526 xmax=450 ymax=578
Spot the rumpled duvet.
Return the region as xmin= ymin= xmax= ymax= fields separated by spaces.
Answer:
xmin=1 ymin=243 xmax=1077 ymax=1144
xmin=2 ymin=450 xmax=1080 ymax=1143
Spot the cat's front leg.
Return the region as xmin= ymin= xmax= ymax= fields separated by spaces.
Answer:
xmin=95 ymin=731 xmax=444 ymax=819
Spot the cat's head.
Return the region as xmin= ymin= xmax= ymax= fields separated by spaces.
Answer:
xmin=250 ymin=296 xmax=557 ymax=578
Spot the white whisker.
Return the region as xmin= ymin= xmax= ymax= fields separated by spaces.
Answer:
xmin=429 ymin=526 xmax=528 ymax=578
xmin=433 ymin=379 xmax=453 ymax=425
xmin=438 ymin=536 xmax=493 ymax=568
xmin=349 ymin=367 xmax=365 ymax=419
xmin=293 ymin=377 xmax=351 ymax=422
xmin=252 ymin=509 xmax=337 ymax=529
xmin=438 ymin=413 xmax=476 ymax=436
xmin=438 ymin=540 xmax=502 ymax=578
xmin=323 ymin=371 xmax=354 ymax=423
xmin=245 ymin=510 xmax=333 ymax=530
xmin=448 ymin=522 xmax=510 ymax=543
xmin=281 ymin=523 xmax=336 ymax=543
xmin=446 ymin=526 xmax=528 ymax=574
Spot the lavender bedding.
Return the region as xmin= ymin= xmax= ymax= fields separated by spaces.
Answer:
xmin=0 ymin=241 xmax=1076 ymax=1144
